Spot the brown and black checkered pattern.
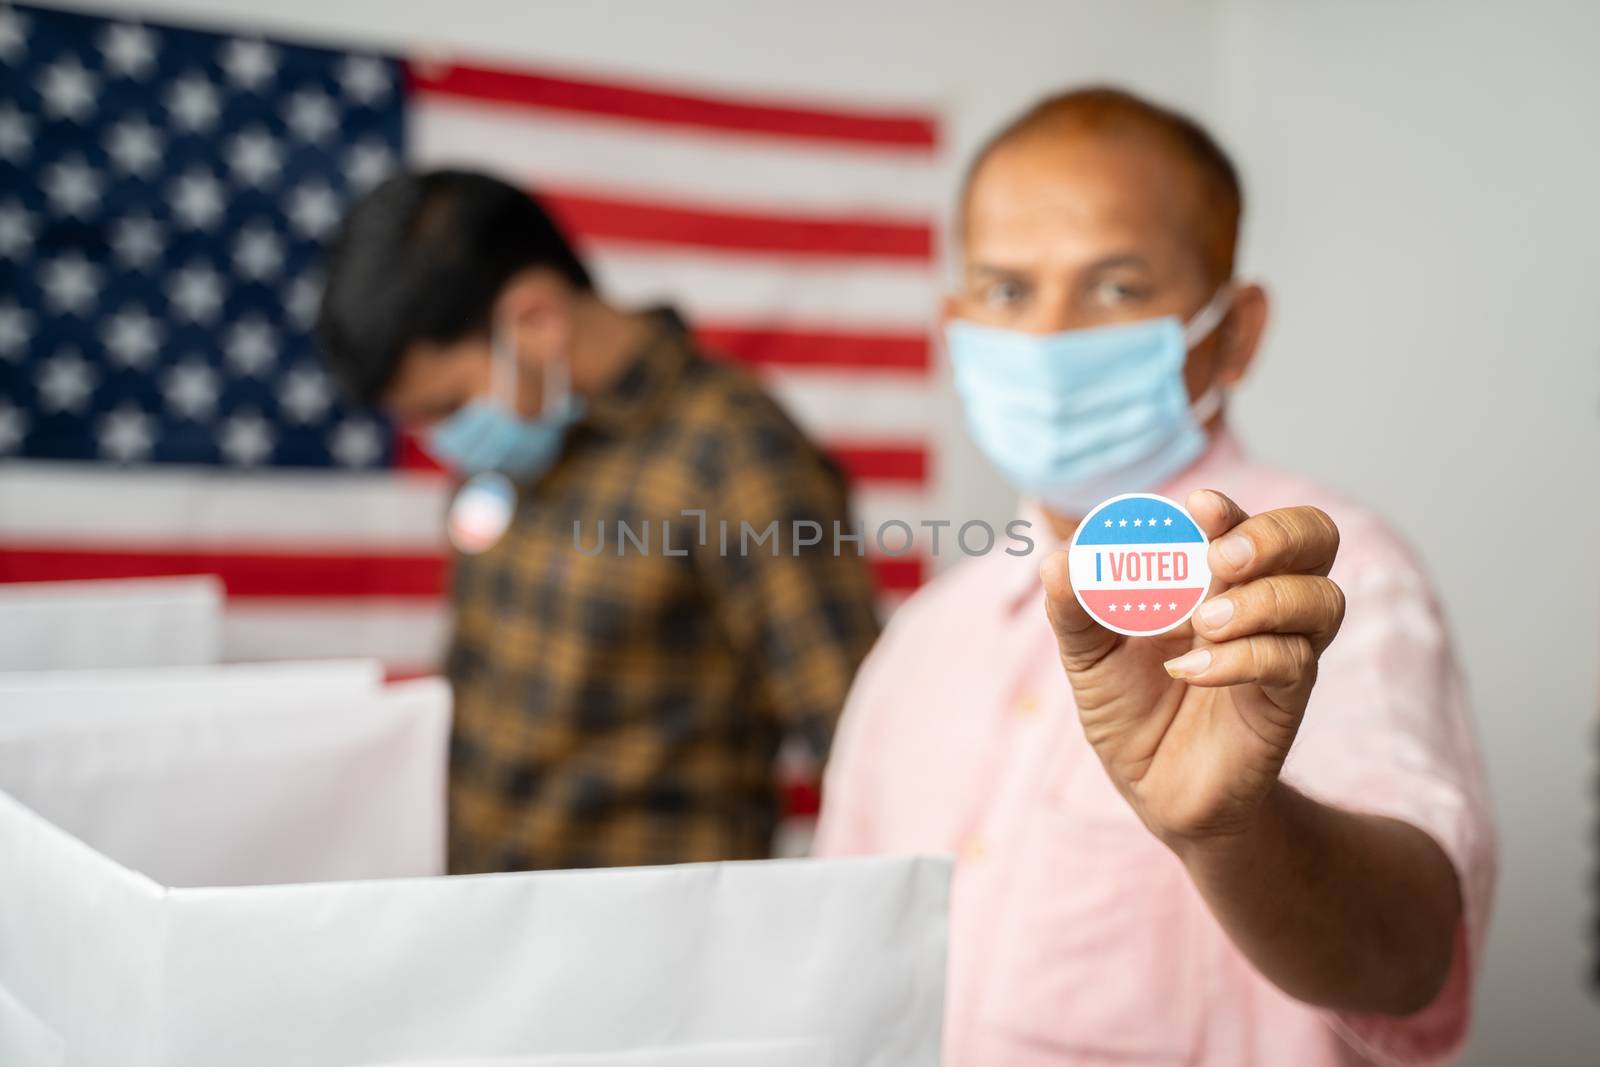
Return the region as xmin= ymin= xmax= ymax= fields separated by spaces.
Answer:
xmin=445 ymin=311 xmax=882 ymax=872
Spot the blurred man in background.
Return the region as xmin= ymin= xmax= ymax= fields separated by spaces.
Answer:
xmin=815 ymin=88 xmax=1495 ymax=1065
xmin=318 ymin=170 xmax=880 ymax=872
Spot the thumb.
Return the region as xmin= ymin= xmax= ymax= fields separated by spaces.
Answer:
xmin=1041 ymin=548 xmax=1120 ymax=672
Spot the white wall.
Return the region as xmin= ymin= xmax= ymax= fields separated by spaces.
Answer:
xmin=1217 ymin=2 xmax=1600 ymax=1061
xmin=52 ymin=0 xmax=1600 ymax=1059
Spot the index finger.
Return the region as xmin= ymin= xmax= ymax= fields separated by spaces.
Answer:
xmin=1187 ymin=489 xmax=1339 ymax=582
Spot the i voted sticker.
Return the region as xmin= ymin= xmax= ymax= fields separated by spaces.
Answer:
xmin=447 ymin=471 xmax=517 ymax=555
xmin=1068 ymin=493 xmax=1211 ymax=637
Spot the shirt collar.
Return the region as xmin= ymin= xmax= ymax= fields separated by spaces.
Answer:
xmin=997 ymin=428 xmax=1249 ymax=614
xmin=576 ymin=307 xmax=693 ymax=439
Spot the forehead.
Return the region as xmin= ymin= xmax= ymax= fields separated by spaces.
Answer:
xmin=962 ymin=133 xmax=1201 ymax=270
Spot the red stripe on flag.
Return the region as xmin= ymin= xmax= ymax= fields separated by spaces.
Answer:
xmin=826 ymin=443 xmax=927 ymax=484
xmin=394 ymin=430 xmax=445 ymax=473
xmin=871 ymin=556 xmax=923 ymax=592
xmin=544 ymin=189 xmax=932 ymax=260
xmin=0 ymin=546 xmax=447 ymax=599
xmin=697 ymin=325 xmax=929 ymax=371
xmin=0 ymin=548 xmax=926 ymax=596
xmin=406 ymin=61 xmax=938 ymax=150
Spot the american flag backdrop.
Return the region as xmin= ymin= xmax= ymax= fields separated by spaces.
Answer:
xmin=0 ymin=3 xmax=945 ymax=676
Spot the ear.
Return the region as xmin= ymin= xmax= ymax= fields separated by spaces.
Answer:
xmin=494 ymin=268 xmax=575 ymax=370
xmin=1214 ymin=282 xmax=1269 ymax=388
xmin=938 ymin=290 xmax=962 ymax=333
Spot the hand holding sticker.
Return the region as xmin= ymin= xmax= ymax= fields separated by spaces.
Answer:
xmin=1043 ymin=489 xmax=1346 ymax=849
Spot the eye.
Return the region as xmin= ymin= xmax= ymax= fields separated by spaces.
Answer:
xmin=981 ymin=277 xmax=1029 ymax=310
xmin=1089 ymin=278 xmax=1148 ymax=307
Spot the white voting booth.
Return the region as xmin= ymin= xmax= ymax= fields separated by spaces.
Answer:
xmin=0 ymin=603 xmax=950 ymax=1065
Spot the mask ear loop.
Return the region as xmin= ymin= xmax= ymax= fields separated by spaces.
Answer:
xmin=1182 ymin=282 xmax=1236 ymax=349
xmin=540 ymin=346 xmax=571 ymax=420
xmin=489 ymin=324 xmax=520 ymax=410
xmin=1184 ymin=282 xmax=1239 ymax=423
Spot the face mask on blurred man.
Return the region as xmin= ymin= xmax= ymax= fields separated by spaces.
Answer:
xmin=424 ymin=325 xmax=584 ymax=481
xmin=946 ymin=285 xmax=1232 ymax=516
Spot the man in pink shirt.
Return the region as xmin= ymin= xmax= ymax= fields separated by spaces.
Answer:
xmin=814 ymin=87 xmax=1495 ymax=1065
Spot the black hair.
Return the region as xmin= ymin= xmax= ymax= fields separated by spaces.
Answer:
xmin=315 ymin=169 xmax=593 ymax=404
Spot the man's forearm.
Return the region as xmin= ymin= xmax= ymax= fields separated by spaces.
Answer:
xmin=1173 ymin=780 xmax=1461 ymax=1016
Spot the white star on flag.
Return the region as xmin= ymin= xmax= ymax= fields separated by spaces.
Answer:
xmin=163 ymin=360 xmax=221 ymax=420
xmin=220 ymin=411 xmax=276 ymax=466
xmin=99 ymin=404 xmax=157 ymax=462
xmin=221 ymin=38 xmax=279 ymax=89
xmin=37 ymin=57 xmax=98 ymax=121
xmin=99 ymin=23 xmax=158 ymax=78
xmin=110 ymin=215 xmax=164 ymax=269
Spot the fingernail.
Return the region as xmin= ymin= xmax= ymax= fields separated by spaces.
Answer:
xmin=1164 ymin=649 xmax=1212 ymax=678
xmin=1216 ymin=534 xmax=1253 ymax=569
xmin=1195 ymin=597 xmax=1233 ymax=630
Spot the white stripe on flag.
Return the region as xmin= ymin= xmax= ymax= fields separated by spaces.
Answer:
xmin=588 ymin=248 xmax=935 ymax=330
xmin=222 ymin=599 xmax=448 ymax=667
xmin=409 ymin=97 xmax=944 ymax=219
xmin=0 ymin=463 xmax=446 ymax=547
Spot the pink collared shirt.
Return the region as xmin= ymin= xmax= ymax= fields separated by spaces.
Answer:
xmin=814 ymin=431 xmax=1495 ymax=1067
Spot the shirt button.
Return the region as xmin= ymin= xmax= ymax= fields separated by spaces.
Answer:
xmin=1014 ymin=691 xmax=1039 ymax=715
xmin=961 ymin=835 xmax=987 ymax=860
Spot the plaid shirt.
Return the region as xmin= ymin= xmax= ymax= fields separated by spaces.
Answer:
xmin=445 ymin=310 xmax=882 ymax=872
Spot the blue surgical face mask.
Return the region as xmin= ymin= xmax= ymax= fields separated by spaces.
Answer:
xmin=425 ymin=328 xmax=583 ymax=481
xmin=946 ymin=287 xmax=1232 ymax=516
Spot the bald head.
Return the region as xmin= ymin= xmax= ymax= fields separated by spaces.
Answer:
xmin=962 ymin=86 xmax=1242 ymax=285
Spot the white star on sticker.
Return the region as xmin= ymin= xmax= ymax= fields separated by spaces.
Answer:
xmin=105 ymin=118 xmax=164 ymax=176
xmin=284 ymin=89 xmax=339 ymax=143
xmin=1133 ymin=518 xmax=1142 ymax=526
xmin=102 ymin=306 xmax=163 ymax=368
xmin=42 ymin=156 xmax=102 ymax=219
xmin=221 ymin=38 xmax=279 ymax=89
xmin=99 ymin=405 xmax=157 ymax=462
xmin=1138 ymin=602 xmax=1147 ymax=611
xmin=279 ymin=364 xmax=332 ymax=423
xmin=0 ymin=8 xmax=27 ymax=63
xmin=1102 ymin=518 xmax=1112 ymax=527
xmin=285 ymin=274 xmax=323 ymax=330
xmin=0 ymin=401 xmax=27 ymax=454
xmin=1123 ymin=602 xmax=1133 ymax=612
xmin=1163 ymin=517 xmax=1173 ymax=526
xmin=345 ymin=140 xmax=395 ymax=190
xmin=168 ymin=263 xmax=226 ymax=323
xmin=1148 ymin=517 xmax=1158 ymax=526
xmin=224 ymin=318 xmax=277 ymax=377
xmin=1108 ymin=603 xmax=1118 ymax=612
xmin=1118 ymin=518 xmax=1128 ymax=527
xmin=0 ymin=200 xmax=35 ymax=260
xmin=171 ymin=169 xmax=226 ymax=229
xmin=1168 ymin=601 xmax=1178 ymax=611
xmin=38 ymin=57 xmax=98 ymax=122
xmin=110 ymin=215 xmax=164 ymax=270
xmin=100 ymin=23 xmax=158 ymax=78
xmin=338 ymin=55 xmax=392 ymax=104
xmin=163 ymin=359 xmax=220 ymax=420
xmin=287 ymin=182 xmax=342 ymax=238
xmin=36 ymin=349 xmax=97 ymax=413
xmin=225 ymin=127 xmax=283 ymax=188
xmin=166 ymin=74 xmax=221 ymax=132
xmin=0 ymin=301 xmax=33 ymax=359
xmin=0 ymin=104 xmax=32 ymax=164
xmin=39 ymin=253 xmax=101 ymax=315
xmin=220 ymin=410 xmax=275 ymax=466
xmin=330 ymin=417 xmax=384 ymax=467
xmin=233 ymin=225 xmax=285 ymax=280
